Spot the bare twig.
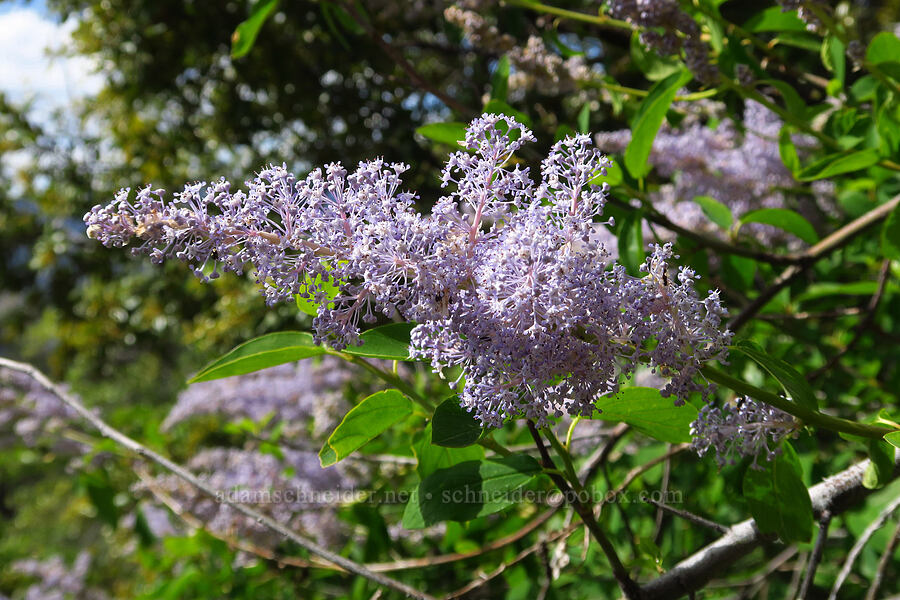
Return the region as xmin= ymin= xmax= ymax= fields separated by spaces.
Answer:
xmin=640 ymin=457 xmax=899 ymax=600
xmin=798 ymin=511 xmax=831 ymax=599
xmin=829 ymin=491 xmax=900 ymax=600
xmin=729 ymin=194 xmax=900 ymax=331
xmin=809 ymin=259 xmax=891 ymax=380
xmin=527 ymin=421 xmax=641 ymax=599
xmin=642 ymin=498 xmax=729 ymax=535
xmin=0 ymin=358 xmax=437 ymax=600
xmin=865 ymin=517 xmax=900 ymax=600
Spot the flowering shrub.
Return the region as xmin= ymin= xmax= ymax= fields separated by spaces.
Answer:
xmin=3 ymin=0 xmax=900 ymax=599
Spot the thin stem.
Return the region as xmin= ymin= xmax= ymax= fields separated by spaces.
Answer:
xmin=701 ymin=365 xmax=892 ymax=439
xmin=526 ymin=421 xmax=641 ymax=599
xmin=0 ymin=358 xmax=437 ymax=600
xmin=328 ymin=350 xmax=433 ymax=409
xmin=642 ymin=497 xmax=729 ymax=535
xmin=504 ymin=0 xmax=631 ymax=30
xmin=799 ymin=511 xmax=831 ymax=599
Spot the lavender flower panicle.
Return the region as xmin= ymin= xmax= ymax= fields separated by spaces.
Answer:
xmin=690 ymin=396 xmax=798 ymax=468
xmin=86 ymin=113 xmax=732 ymax=427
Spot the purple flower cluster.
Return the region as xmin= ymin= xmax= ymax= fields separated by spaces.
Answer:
xmin=595 ymin=101 xmax=833 ymax=246
xmin=11 ymin=551 xmax=106 ymax=600
xmin=607 ymin=0 xmax=717 ymax=83
xmin=690 ymin=397 xmax=797 ymax=467
xmin=163 ymin=357 xmax=352 ymax=440
xmin=0 ymin=368 xmax=84 ymax=453
xmin=85 ymin=114 xmax=732 ymax=426
xmin=139 ymin=447 xmax=364 ymax=548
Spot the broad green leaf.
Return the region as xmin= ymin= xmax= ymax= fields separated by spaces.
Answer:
xmin=797 ymin=280 xmax=887 ymax=301
xmin=884 ymin=431 xmax=900 ymax=450
xmin=189 ymin=332 xmax=324 ymax=383
xmin=416 ymin=122 xmax=468 ymax=147
xmin=231 ymin=0 xmax=279 ymax=59
xmin=80 ymin=470 xmax=119 ymax=529
xmin=796 ymin=149 xmax=881 ymax=181
xmin=482 ymin=99 xmax=532 ymax=127
xmin=630 ymin=32 xmax=682 ymax=81
xmin=413 ymin=424 xmax=484 ymax=478
xmin=589 ymin=158 xmax=623 ymax=187
xmin=577 ymin=103 xmax=590 ymax=134
xmin=778 ymin=126 xmax=801 ymax=174
xmin=491 ymin=55 xmax=510 ymax=101
xmin=319 ymin=390 xmax=412 ymax=467
xmin=693 ymin=195 xmax=733 ymax=229
xmin=743 ymin=442 xmax=813 ymax=543
xmin=866 ymin=32 xmax=900 ymax=66
xmin=731 ymin=340 xmax=817 ymax=410
xmin=863 ymin=438 xmax=895 ymax=489
xmin=401 ymin=455 xmax=542 ymax=528
xmin=756 ymin=80 xmax=807 ymax=118
xmin=722 ymin=254 xmax=756 ymax=290
xmin=738 ymin=208 xmax=818 ymax=244
xmin=882 ymin=202 xmax=900 ymax=260
xmin=821 ymin=36 xmax=846 ymax=85
xmin=625 ymin=69 xmax=692 ymax=178
xmin=745 ymin=7 xmax=806 ymax=32
xmin=432 ymin=397 xmax=483 ymax=447
xmin=618 ymin=211 xmax=645 ymax=276
xmin=294 ymin=269 xmax=341 ymax=317
xmin=592 ymin=387 xmax=698 ymax=443
xmin=343 ymin=323 xmax=415 ymax=360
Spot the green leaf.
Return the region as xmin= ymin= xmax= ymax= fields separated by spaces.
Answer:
xmin=231 ymin=0 xmax=279 ymax=59
xmin=319 ymin=390 xmax=413 ymax=467
xmin=294 ymin=269 xmax=341 ymax=317
xmin=416 ymin=122 xmax=468 ymax=147
xmin=618 ymin=211 xmax=645 ymax=276
xmin=821 ymin=36 xmax=846 ymax=85
xmin=778 ymin=126 xmax=801 ymax=174
xmin=796 ymin=149 xmax=881 ymax=181
xmin=745 ymin=7 xmax=807 ymax=32
xmin=80 ymin=470 xmax=119 ymax=529
xmin=413 ymin=424 xmax=484 ymax=478
xmin=402 ymin=455 xmax=542 ymax=528
xmin=343 ymin=323 xmax=415 ymax=360
xmin=630 ymin=32 xmax=682 ymax=81
xmin=738 ymin=208 xmax=818 ymax=244
xmin=589 ymin=158 xmax=623 ymax=187
xmin=625 ymin=69 xmax=692 ymax=178
xmin=731 ymin=340 xmax=818 ymax=411
xmin=884 ymin=430 xmax=900 ymax=450
xmin=742 ymin=442 xmax=813 ymax=543
xmin=592 ymin=387 xmax=698 ymax=443
xmin=863 ymin=438 xmax=895 ymax=489
xmin=882 ymin=202 xmax=900 ymax=260
xmin=866 ymin=32 xmax=900 ymax=66
xmin=432 ymin=397 xmax=483 ymax=447
xmin=577 ymin=103 xmax=591 ymax=134
xmin=756 ymin=80 xmax=807 ymax=118
xmin=482 ymin=99 xmax=532 ymax=127
xmin=693 ymin=195 xmax=733 ymax=229
xmin=491 ymin=55 xmax=510 ymax=101
xmin=797 ymin=280 xmax=887 ymax=301
xmin=189 ymin=332 xmax=325 ymax=383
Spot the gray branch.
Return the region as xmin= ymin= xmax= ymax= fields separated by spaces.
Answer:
xmin=640 ymin=458 xmax=896 ymax=599
xmin=0 ymin=358 xmax=436 ymax=600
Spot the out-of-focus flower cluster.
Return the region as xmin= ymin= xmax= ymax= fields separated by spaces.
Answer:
xmin=0 ymin=368 xmax=84 ymax=453
xmin=137 ymin=448 xmax=365 ymax=548
xmin=85 ymin=113 xmax=732 ymax=426
xmin=10 ymin=551 xmax=107 ymax=600
xmin=445 ymin=4 xmax=592 ymax=95
xmin=690 ymin=396 xmax=797 ymax=467
xmin=596 ymin=100 xmax=834 ymax=246
xmin=607 ymin=0 xmax=717 ymax=83
xmin=163 ymin=356 xmax=352 ymax=440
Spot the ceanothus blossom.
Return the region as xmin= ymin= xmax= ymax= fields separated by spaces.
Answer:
xmin=85 ymin=114 xmax=732 ymax=426
xmin=690 ymin=397 xmax=798 ymax=467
